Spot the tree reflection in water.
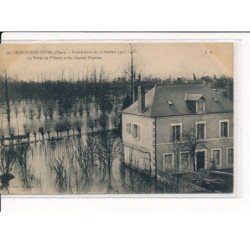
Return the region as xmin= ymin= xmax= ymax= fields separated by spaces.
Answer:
xmin=0 ymin=146 xmax=16 ymax=192
xmin=1 ymin=135 xmax=173 ymax=194
xmin=15 ymin=143 xmax=38 ymax=190
xmin=49 ymin=156 xmax=68 ymax=193
xmin=96 ymin=132 xmax=122 ymax=194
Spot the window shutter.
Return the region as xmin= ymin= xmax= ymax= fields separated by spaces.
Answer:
xmin=132 ymin=124 xmax=135 ymax=138
xmin=138 ymin=126 xmax=140 ymax=139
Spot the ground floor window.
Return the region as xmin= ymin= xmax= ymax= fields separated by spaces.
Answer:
xmin=163 ymin=154 xmax=174 ymax=171
xmin=227 ymin=148 xmax=233 ymax=165
xmin=212 ymin=149 xmax=221 ymax=166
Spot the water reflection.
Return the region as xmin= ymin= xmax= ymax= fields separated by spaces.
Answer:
xmin=0 ymin=134 xmax=174 ymax=194
xmin=0 ymin=146 xmax=16 ymax=192
xmin=0 ymin=97 xmax=174 ymax=195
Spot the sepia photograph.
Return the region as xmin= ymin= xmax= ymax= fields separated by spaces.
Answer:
xmin=0 ymin=42 xmax=234 ymax=195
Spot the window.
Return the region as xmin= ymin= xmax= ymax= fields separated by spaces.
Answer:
xmin=227 ymin=148 xmax=233 ymax=165
xmin=220 ymin=121 xmax=229 ymax=138
xmin=133 ymin=124 xmax=140 ymax=139
xmin=187 ymin=101 xmax=196 ymax=112
xmin=196 ymin=100 xmax=205 ymax=113
xmin=212 ymin=149 xmax=221 ymax=166
xmin=127 ymin=123 xmax=132 ymax=133
xmin=196 ymin=122 xmax=205 ymax=139
xmin=172 ymin=125 xmax=181 ymax=141
xmin=163 ymin=154 xmax=174 ymax=170
xmin=180 ymin=152 xmax=190 ymax=172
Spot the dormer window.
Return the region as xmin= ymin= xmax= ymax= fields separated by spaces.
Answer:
xmin=185 ymin=93 xmax=206 ymax=114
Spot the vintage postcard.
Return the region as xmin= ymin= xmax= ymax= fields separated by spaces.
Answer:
xmin=0 ymin=42 xmax=234 ymax=195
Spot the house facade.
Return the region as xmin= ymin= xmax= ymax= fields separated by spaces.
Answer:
xmin=122 ymin=85 xmax=233 ymax=177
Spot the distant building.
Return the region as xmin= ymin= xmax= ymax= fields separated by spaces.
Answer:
xmin=122 ymin=85 xmax=233 ymax=177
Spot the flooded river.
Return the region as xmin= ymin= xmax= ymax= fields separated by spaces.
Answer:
xmin=0 ymin=97 xmax=170 ymax=194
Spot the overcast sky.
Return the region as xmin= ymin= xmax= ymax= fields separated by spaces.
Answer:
xmin=0 ymin=42 xmax=233 ymax=81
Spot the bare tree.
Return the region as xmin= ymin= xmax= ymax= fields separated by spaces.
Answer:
xmin=28 ymin=107 xmax=36 ymax=120
xmin=62 ymin=119 xmax=71 ymax=137
xmin=0 ymin=146 xmax=16 ymax=191
xmin=37 ymin=104 xmax=42 ymax=119
xmin=0 ymin=127 xmax=5 ymax=146
xmin=67 ymin=149 xmax=81 ymax=194
xmin=44 ymin=120 xmax=52 ymax=139
xmin=15 ymin=143 xmax=34 ymax=189
xmin=87 ymin=116 xmax=95 ymax=134
xmin=23 ymin=123 xmax=31 ymax=142
xmin=54 ymin=122 xmax=63 ymax=139
xmin=86 ymin=135 xmax=97 ymax=167
xmin=49 ymin=156 xmax=68 ymax=193
xmin=32 ymin=126 xmax=37 ymax=142
xmin=181 ymin=125 xmax=207 ymax=172
xmin=74 ymin=120 xmax=83 ymax=136
xmin=22 ymin=106 xmax=27 ymax=117
xmin=124 ymin=44 xmax=137 ymax=90
xmin=97 ymin=113 xmax=108 ymax=132
xmin=73 ymin=140 xmax=94 ymax=193
xmin=110 ymin=112 xmax=120 ymax=131
xmin=38 ymin=126 xmax=45 ymax=141
xmin=97 ymin=132 xmax=122 ymax=193
xmin=14 ymin=106 xmax=20 ymax=134
xmin=0 ymin=146 xmax=16 ymax=174
xmin=163 ymin=123 xmax=208 ymax=192
xmin=9 ymin=127 xmax=15 ymax=143
xmin=3 ymin=70 xmax=11 ymax=130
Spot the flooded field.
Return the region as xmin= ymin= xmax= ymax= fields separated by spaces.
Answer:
xmin=1 ymin=137 xmax=165 ymax=194
xmin=0 ymin=96 xmax=123 ymax=140
xmin=0 ymin=97 xmax=169 ymax=194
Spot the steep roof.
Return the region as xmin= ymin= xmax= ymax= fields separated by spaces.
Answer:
xmin=122 ymin=85 xmax=233 ymax=117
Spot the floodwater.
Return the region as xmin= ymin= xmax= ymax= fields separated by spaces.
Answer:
xmin=0 ymin=97 xmax=169 ymax=194
xmin=1 ymin=136 xmax=163 ymax=195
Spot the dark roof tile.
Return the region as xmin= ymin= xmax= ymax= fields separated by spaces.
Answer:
xmin=122 ymin=85 xmax=233 ymax=117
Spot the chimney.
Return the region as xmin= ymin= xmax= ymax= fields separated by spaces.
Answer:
xmin=138 ymin=85 xmax=145 ymax=113
xmin=133 ymin=84 xmax=138 ymax=102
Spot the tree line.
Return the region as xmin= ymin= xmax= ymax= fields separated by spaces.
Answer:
xmin=0 ymin=74 xmax=233 ymax=101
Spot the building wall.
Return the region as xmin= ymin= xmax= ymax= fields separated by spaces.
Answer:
xmin=122 ymin=112 xmax=233 ymax=175
xmin=122 ymin=113 xmax=155 ymax=173
xmin=155 ymin=112 xmax=233 ymax=173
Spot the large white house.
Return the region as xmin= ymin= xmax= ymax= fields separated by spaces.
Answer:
xmin=122 ymin=84 xmax=233 ymax=177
